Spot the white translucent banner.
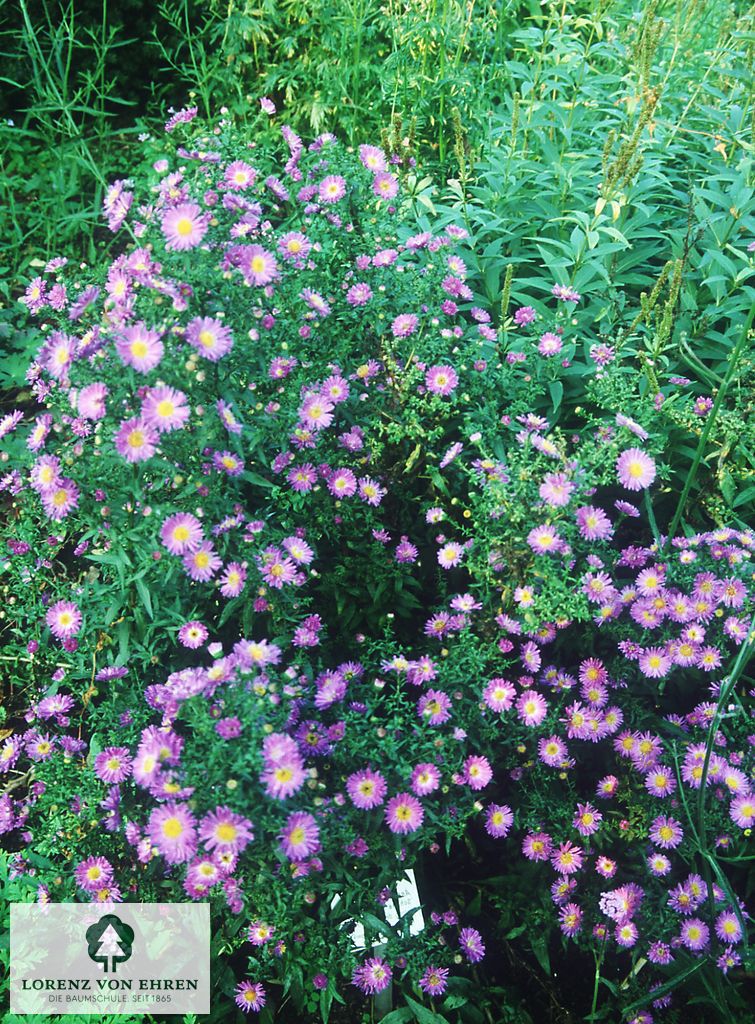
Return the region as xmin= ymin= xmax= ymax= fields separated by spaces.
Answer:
xmin=10 ymin=903 xmax=210 ymax=1015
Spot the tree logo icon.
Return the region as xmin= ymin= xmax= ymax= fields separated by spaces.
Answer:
xmin=86 ymin=914 xmax=134 ymax=973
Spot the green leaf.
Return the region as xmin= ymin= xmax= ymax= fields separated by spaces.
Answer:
xmin=378 ymin=1010 xmax=413 ymax=1024
xmin=319 ymin=987 xmax=333 ymax=1024
xmin=623 ymin=960 xmax=704 ymax=1014
xmin=529 ymin=934 xmax=550 ymax=975
xmin=404 ymin=993 xmax=450 ymax=1023
xmin=134 ymin=577 xmax=153 ymax=619
xmin=549 ymin=380 xmax=563 ymax=416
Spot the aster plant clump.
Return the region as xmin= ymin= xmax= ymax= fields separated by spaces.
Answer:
xmin=2 ymin=107 xmax=754 ymax=1023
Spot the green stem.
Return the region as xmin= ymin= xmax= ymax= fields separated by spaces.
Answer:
xmin=664 ymin=302 xmax=755 ymax=546
xmin=589 ymin=933 xmax=607 ymax=1018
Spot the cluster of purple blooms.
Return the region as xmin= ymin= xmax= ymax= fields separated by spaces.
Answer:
xmin=3 ymin=110 xmax=753 ymax=1021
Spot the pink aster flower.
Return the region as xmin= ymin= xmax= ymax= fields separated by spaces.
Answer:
xmin=483 ymin=678 xmax=516 ymax=713
xmin=116 ymin=323 xmax=164 ymax=372
xmin=358 ymin=144 xmax=387 ymax=171
xmin=385 ymin=792 xmax=424 ymax=834
xmin=649 ymin=815 xmax=684 ymax=849
xmin=438 ymin=542 xmax=464 ymax=568
xmin=576 ymin=505 xmax=613 ymax=541
xmin=248 ymin=921 xmax=275 ymax=946
xmin=346 ymin=282 xmax=373 ymax=306
xmin=318 ymin=175 xmax=346 ymax=203
xmin=42 ymin=478 xmax=79 ymax=520
xmin=550 ymin=841 xmax=584 ymax=874
xmin=522 ymin=832 xmax=552 ymax=861
xmin=186 ymin=316 xmax=234 ymax=361
xmin=161 ymin=203 xmax=209 ymax=250
xmin=418 ymin=689 xmax=452 ymax=726
xmin=539 ymin=735 xmax=568 ymax=767
xmin=647 ymin=851 xmax=672 ymax=876
xmin=77 ymin=382 xmax=108 ymax=420
xmin=559 ymin=903 xmax=582 ymax=937
xmin=615 ymin=921 xmax=638 ymax=947
xmin=328 ymin=468 xmax=357 ymax=498
xmin=260 ymin=555 xmax=298 ymax=588
xmin=347 ymin=769 xmax=388 ymax=809
xmin=235 ymin=981 xmax=266 ymax=1013
xmin=147 ymin=802 xmax=197 ymax=863
xmin=419 ymin=966 xmax=448 ymax=996
xmin=142 ymin=386 xmax=190 ymax=433
xmin=538 ymin=331 xmax=562 ymax=356
xmin=279 ymin=811 xmax=320 ymax=860
xmin=160 ymin=512 xmax=203 ymax=555
xmin=410 ymin=763 xmax=441 ymax=796
xmin=373 ymin=171 xmax=399 ymax=199
xmin=539 ymin=472 xmax=574 ymax=507
xmin=715 ymin=910 xmax=743 ymax=944
xmin=299 ymin=394 xmax=335 ymax=431
xmin=391 ymin=313 xmax=419 ymax=338
xmin=638 ymin=647 xmax=672 ymax=679
xmin=75 ymin=856 xmax=114 ymax=892
xmin=680 ymin=918 xmax=709 ymax=952
xmin=94 ymin=747 xmax=132 ymax=784
xmin=352 ymin=957 xmax=392 ymax=995
xmin=178 ymin=620 xmax=208 ymax=648
xmin=527 ymin=524 xmax=563 ymax=555
xmin=199 ymin=807 xmax=254 ymax=853
xmin=213 ymin=450 xmax=245 ymax=477
xmin=463 ymin=755 xmax=493 ymax=791
xmin=644 ymin=766 xmax=676 ymax=798
xmin=729 ymin=792 xmax=755 ymax=829
xmin=357 ymin=476 xmax=386 ymax=506
xmin=46 ymin=600 xmax=82 ymax=639
xmin=485 ymin=803 xmax=514 ymax=838
xmin=224 ymin=160 xmax=256 ymax=189
xmin=242 ymin=245 xmax=278 ymax=286
xmin=183 ymin=541 xmax=222 ymax=582
xmin=115 ymin=416 xmax=158 ymax=463
xmin=516 ymin=690 xmax=548 ymax=727
xmin=573 ymin=802 xmax=602 ymax=836
xmin=425 ymin=364 xmax=459 ymax=396
xmin=459 ymin=927 xmax=485 ymax=963
xmin=278 ymin=231 xmax=311 ymax=263
xmin=616 ymin=448 xmax=656 ymax=490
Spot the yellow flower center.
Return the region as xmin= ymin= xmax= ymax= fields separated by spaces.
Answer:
xmin=215 ymin=823 xmax=238 ymax=842
xmin=175 ymin=218 xmax=194 ymax=237
xmin=157 ymin=400 xmax=175 ymax=418
xmin=198 ymin=330 xmax=215 ymax=348
xmin=162 ymin=817 xmax=184 ymax=839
